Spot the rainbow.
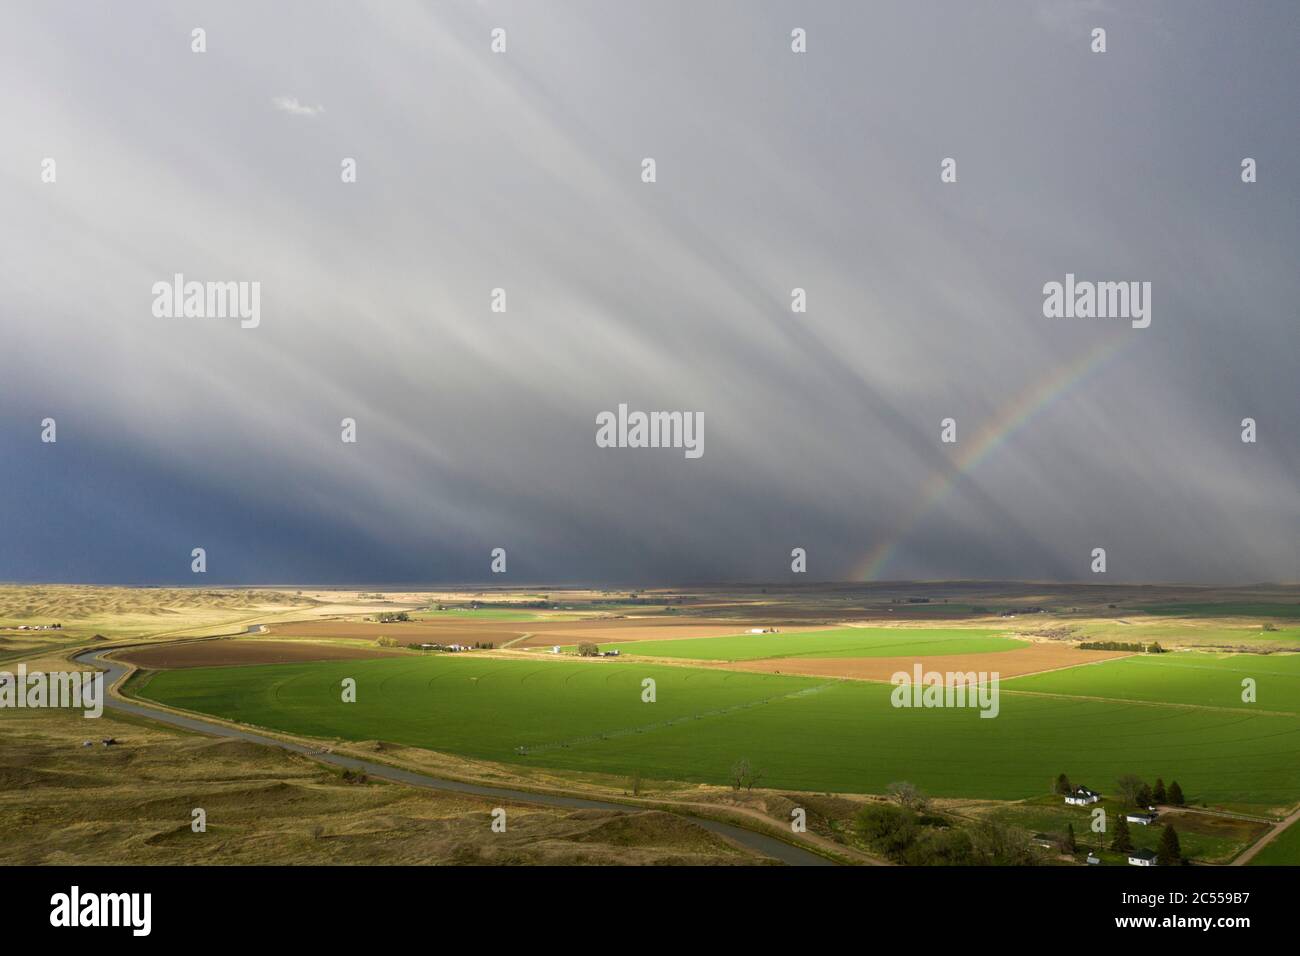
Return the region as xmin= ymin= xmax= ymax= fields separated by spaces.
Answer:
xmin=853 ymin=334 xmax=1130 ymax=581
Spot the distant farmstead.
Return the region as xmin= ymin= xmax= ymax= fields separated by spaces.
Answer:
xmin=1065 ymin=786 xmax=1101 ymax=806
xmin=1128 ymin=848 xmax=1158 ymax=866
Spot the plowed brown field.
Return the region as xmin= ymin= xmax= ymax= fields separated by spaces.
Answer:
xmin=266 ymin=621 xmax=525 ymax=644
xmin=264 ymin=619 xmax=758 ymax=647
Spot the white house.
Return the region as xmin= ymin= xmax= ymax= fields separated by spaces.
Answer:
xmin=550 ymin=645 xmax=561 ymax=654
xmin=1125 ymin=811 xmax=1158 ymax=826
xmin=1065 ymin=786 xmax=1101 ymax=806
xmin=1086 ymin=853 xmax=1101 ymax=865
xmin=1128 ymin=849 xmax=1158 ymax=866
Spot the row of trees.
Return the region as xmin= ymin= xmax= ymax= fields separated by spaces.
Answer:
xmin=1117 ymin=773 xmax=1185 ymax=807
xmin=1078 ymin=640 xmax=1166 ymax=653
xmin=1054 ymin=772 xmax=1185 ymax=807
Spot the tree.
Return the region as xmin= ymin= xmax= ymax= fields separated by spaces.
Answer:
xmin=969 ymin=819 xmax=1036 ymax=866
xmin=1136 ymin=784 xmax=1153 ymax=808
xmin=1157 ymin=824 xmax=1182 ymax=866
xmin=854 ymin=803 xmax=919 ymax=861
xmin=1116 ymin=774 xmax=1146 ymax=807
xmin=1054 ymin=773 xmax=1072 ymax=795
xmin=904 ymin=827 xmax=974 ymax=866
xmin=1110 ymin=814 xmax=1133 ymax=852
xmin=730 ymin=758 xmax=762 ymax=791
xmin=1064 ymin=823 xmax=1078 ymax=853
xmin=1152 ymin=778 xmax=1167 ymax=803
xmin=576 ymin=641 xmax=600 ymax=657
xmin=1167 ymin=780 xmax=1185 ymax=806
xmin=885 ymin=781 xmax=930 ymax=811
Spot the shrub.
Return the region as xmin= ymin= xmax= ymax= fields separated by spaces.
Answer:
xmin=854 ymin=803 xmax=919 ymax=859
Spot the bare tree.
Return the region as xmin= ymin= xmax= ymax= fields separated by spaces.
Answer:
xmin=730 ymin=758 xmax=763 ymax=791
xmin=885 ymin=781 xmax=930 ymax=812
xmin=1116 ymin=773 xmax=1146 ymax=807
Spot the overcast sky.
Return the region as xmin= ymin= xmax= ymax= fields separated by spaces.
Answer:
xmin=1 ymin=1 xmax=1296 ymax=585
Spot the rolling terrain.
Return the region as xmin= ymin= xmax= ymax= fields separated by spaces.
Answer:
xmin=5 ymin=581 xmax=1300 ymax=865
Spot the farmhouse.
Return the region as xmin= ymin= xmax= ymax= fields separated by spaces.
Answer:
xmin=1065 ymin=786 xmax=1101 ymax=806
xmin=1128 ymin=848 xmax=1158 ymax=866
xmin=1125 ymin=811 xmax=1158 ymax=826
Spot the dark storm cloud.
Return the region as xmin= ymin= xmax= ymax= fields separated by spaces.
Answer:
xmin=1 ymin=1 xmax=1296 ymax=584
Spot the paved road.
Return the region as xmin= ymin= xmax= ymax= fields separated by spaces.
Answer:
xmin=74 ymin=639 xmax=835 ymax=866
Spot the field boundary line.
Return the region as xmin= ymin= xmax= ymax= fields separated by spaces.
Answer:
xmin=499 ymin=631 xmax=533 ymax=648
xmin=994 ymin=686 xmax=1300 ymax=718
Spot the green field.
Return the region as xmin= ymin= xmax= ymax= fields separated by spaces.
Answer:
xmin=413 ymin=608 xmax=543 ymax=622
xmin=133 ymin=654 xmax=1300 ymax=811
xmin=1006 ymin=652 xmax=1300 ymax=715
xmin=1136 ymin=603 xmax=1300 ymax=619
xmin=1246 ymin=819 xmax=1300 ymax=865
xmin=589 ymin=627 xmax=1025 ymax=661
